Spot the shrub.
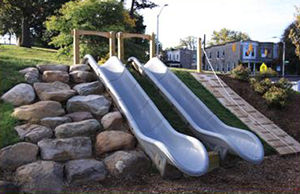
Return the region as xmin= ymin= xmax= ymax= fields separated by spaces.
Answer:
xmin=253 ymin=78 xmax=272 ymax=94
xmin=275 ymin=78 xmax=293 ymax=91
xmin=230 ymin=65 xmax=251 ymax=81
xmin=249 ymin=77 xmax=258 ymax=88
xmin=257 ymin=68 xmax=278 ymax=80
xmin=263 ymin=86 xmax=288 ymax=107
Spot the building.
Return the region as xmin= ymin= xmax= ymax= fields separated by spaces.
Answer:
xmin=164 ymin=49 xmax=197 ymax=69
xmin=203 ymin=40 xmax=280 ymax=73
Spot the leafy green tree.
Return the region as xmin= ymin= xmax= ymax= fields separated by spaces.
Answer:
xmin=283 ymin=22 xmax=300 ymax=75
xmin=46 ymin=0 xmax=137 ymax=60
xmin=0 ymin=0 xmax=70 ymax=48
xmin=289 ymin=6 xmax=300 ymax=60
xmin=208 ymin=28 xmax=250 ymax=46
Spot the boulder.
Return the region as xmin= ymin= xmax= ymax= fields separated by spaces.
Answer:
xmin=73 ymin=81 xmax=104 ymax=96
xmin=95 ymin=131 xmax=136 ymax=155
xmin=19 ymin=67 xmax=39 ymax=75
xmin=0 ymin=181 xmax=20 ymax=194
xmin=25 ymin=71 xmax=40 ymax=84
xmin=67 ymin=95 xmax=111 ymax=117
xmin=37 ymin=64 xmax=69 ymax=73
xmin=41 ymin=117 xmax=72 ymax=129
xmin=65 ymin=111 xmax=93 ymax=122
xmin=14 ymin=124 xmax=53 ymax=143
xmin=12 ymin=101 xmax=65 ymax=123
xmin=42 ymin=71 xmax=69 ymax=83
xmin=16 ymin=161 xmax=64 ymax=194
xmin=38 ymin=137 xmax=92 ymax=162
xmin=104 ymin=150 xmax=150 ymax=179
xmin=0 ymin=142 xmax=38 ymax=170
xmin=55 ymin=119 xmax=101 ymax=138
xmin=101 ymin=111 xmax=124 ymax=130
xmin=69 ymin=71 xmax=97 ymax=83
xmin=34 ymin=81 xmax=76 ymax=102
xmin=70 ymin=64 xmax=91 ymax=72
xmin=65 ymin=159 xmax=107 ymax=185
xmin=1 ymin=83 xmax=35 ymax=106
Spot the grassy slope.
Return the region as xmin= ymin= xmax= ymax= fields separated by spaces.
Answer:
xmin=0 ymin=45 xmax=71 ymax=148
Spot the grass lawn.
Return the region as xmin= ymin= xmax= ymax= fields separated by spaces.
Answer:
xmin=0 ymin=45 xmax=71 ymax=148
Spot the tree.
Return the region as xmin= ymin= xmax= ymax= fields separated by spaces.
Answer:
xmin=282 ymin=22 xmax=300 ymax=75
xmin=46 ymin=0 xmax=136 ymax=60
xmin=175 ymin=36 xmax=197 ymax=50
xmin=208 ymin=28 xmax=250 ymax=46
xmin=128 ymin=0 xmax=157 ymax=17
xmin=289 ymin=6 xmax=300 ymax=60
xmin=0 ymin=0 xmax=71 ymax=48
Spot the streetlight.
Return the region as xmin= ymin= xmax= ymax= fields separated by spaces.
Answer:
xmin=272 ymin=36 xmax=286 ymax=77
xmin=156 ymin=4 xmax=168 ymax=56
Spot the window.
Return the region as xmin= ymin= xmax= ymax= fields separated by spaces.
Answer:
xmin=261 ymin=48 xmax=272 ymax=58
xmin=217 ymin=51 xmax=220 ymax=59
xmin=227 ymin=63 xmax=230 ymax=71
xmin=243 ymin=43 xmax=256 ymax=59
xmin=168 ymin=54 xmax=171 ymax=61
xmin=173 ymin=55 xmax=175 ymax=61
xmin=222 ymin=51 xmax=225 ymax=58
xmin=209 ymin=52 xmax=212 ymax=59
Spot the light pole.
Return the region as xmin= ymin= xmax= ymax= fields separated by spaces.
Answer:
xmin=156 ymin=4 xmax=168 ymax=56
xmin=272 ymin=36 xmax=286 ymax=77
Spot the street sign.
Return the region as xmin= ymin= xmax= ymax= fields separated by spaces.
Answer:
xmin=260 ymin=63 xmax=267 ymax=72
xmin=285 ymin=61 xmax=289 ymax=64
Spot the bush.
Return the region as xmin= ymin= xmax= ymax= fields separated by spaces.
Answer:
xmin=263 ymin=86 xmax=288 ymax=107
xmin=275 ymin=78 xmax=293 ymax=91
xmin=253 ymin=78 xmax=272 ymax=94
xmin=257 ymin=68 xmax=278 ymax=80
xmin=249 ymin=77 xmax=258 ymax=88
xmin=230 ymin=65 xmax=251 ymax=81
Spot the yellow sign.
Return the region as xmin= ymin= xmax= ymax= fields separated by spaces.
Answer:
xmin=232 ymin=44 xmax=236 ymax=52
xmin=260 ymin=63 xmax=267 ymax=72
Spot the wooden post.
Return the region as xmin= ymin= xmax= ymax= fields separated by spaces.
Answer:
xmin=197 ymin=38 xmax=202 ymax=73
xmin=117 ymin=32 xmax=124 ymax=62
xmin=109 ymin=31 xmax=116 ymax=57
xmin=73 ymin=29 xmax=80 ymax=65
xmin=150 ymin=32 xmax=156 ymax=59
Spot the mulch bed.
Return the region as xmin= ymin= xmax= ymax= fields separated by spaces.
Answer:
xmin=220 ymin=75 xmax=300 ymax=142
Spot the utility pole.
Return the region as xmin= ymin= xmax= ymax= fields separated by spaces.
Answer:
xmin=282 ymin=41 xmax=286 ymax=77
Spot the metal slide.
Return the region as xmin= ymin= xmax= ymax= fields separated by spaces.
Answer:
xmin=129 ymin=57 xmax=264 ymax=164
xmin=83 ymin=55 xmax=209 ymax=177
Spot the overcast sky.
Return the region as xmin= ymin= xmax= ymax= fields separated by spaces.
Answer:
xmin=126 ymin=0 xmax=299 ymax=48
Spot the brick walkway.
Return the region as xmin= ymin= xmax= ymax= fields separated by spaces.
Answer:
xmin=191 ymin=73 xmax=300 ymax=155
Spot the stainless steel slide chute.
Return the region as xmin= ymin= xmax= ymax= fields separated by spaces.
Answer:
xmin=83 ymin=55 xmax=209 ymax=177
xmin=129 ymin=57 xmax=264 ymax=165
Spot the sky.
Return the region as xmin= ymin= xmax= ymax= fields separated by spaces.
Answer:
xmin=126 ymin=0 xmax=299 ymax=49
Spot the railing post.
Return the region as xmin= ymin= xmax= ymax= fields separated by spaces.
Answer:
xmin=150 ymin=32 xmax=156 ymax=59
xmin=109 ymin=31 xmax=116 ymax=57
xmin=73 ymin=29 xmax=80 ymax=65
xmin=197 ymin=37 xmax=202 ymax=73
xmin=117 ymin=32 xmax=124 ymax=62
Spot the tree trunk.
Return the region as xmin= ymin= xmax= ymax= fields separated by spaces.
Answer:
xmin=20 ymin=16 xmax=31 ymax=48
xmin=129 ymin=0 xmax=135 ymax=18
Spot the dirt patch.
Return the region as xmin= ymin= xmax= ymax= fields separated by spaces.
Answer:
xmin=63 ymin=155 xmax=300 ymax=193
xmin=220 ymin=75 xmax=300 ymax=142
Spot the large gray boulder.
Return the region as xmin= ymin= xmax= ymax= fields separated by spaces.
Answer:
xmin=95 ymin=131 xmax=136 ymax=155
xmin=19 ymin=67 xmax=39 ymax=75
xmin=37 ymin=64 xmax=69 ymax=73
xmin=1 ymin=83 xmax=35 ymax=106
xmin=65 ymin=111 xmax=93 ymax=122
xmin=70 ymin=64 xmax=91 ymax=72
xmin=69 ymin=71 xmax=97 ymax=83
xmin=65 ymin=159 xmax=107 ymax=185
xmin=19 ymin=67 xmax=40 ymax=84
xmin=55 ymin=119 xmax=101 ymax=138
xmin=38 ymin=137 xmax=92 ymax=162
xmin=67 ymin=95 xmax=111 ymax=118
xmin=73 ymin=81 xmax=104 ymax=96
xmin=101 ymin=111 xmax=124 ymax=130
xmin=43 ymin=71 xmax=69 ymax=83
xmin=41 ymin=116 xmax=72 ymax=129
xmin=34 ymin=81 xmax=76 ymax=102
xmin=12 ymin=101 xmax=65 ymax=123
xmin=104 ymin=150 xmax=150 ymax=179
xmin=0 ymin=142 xmax=38 ymax=170
xmin=16 ymin=161 xmax=64 ymax=194
xmin=14 ymin=124 xmax=53 ymax=143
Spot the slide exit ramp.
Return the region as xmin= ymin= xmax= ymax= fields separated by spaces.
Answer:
xmin=83 ymin=55 xmax=209 ymax=177
xmin=129 ymin=57 xmax=264 ymax=164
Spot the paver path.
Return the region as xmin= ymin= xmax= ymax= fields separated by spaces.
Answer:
xmin=191 ymin=73 xmax=300 ymax=155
